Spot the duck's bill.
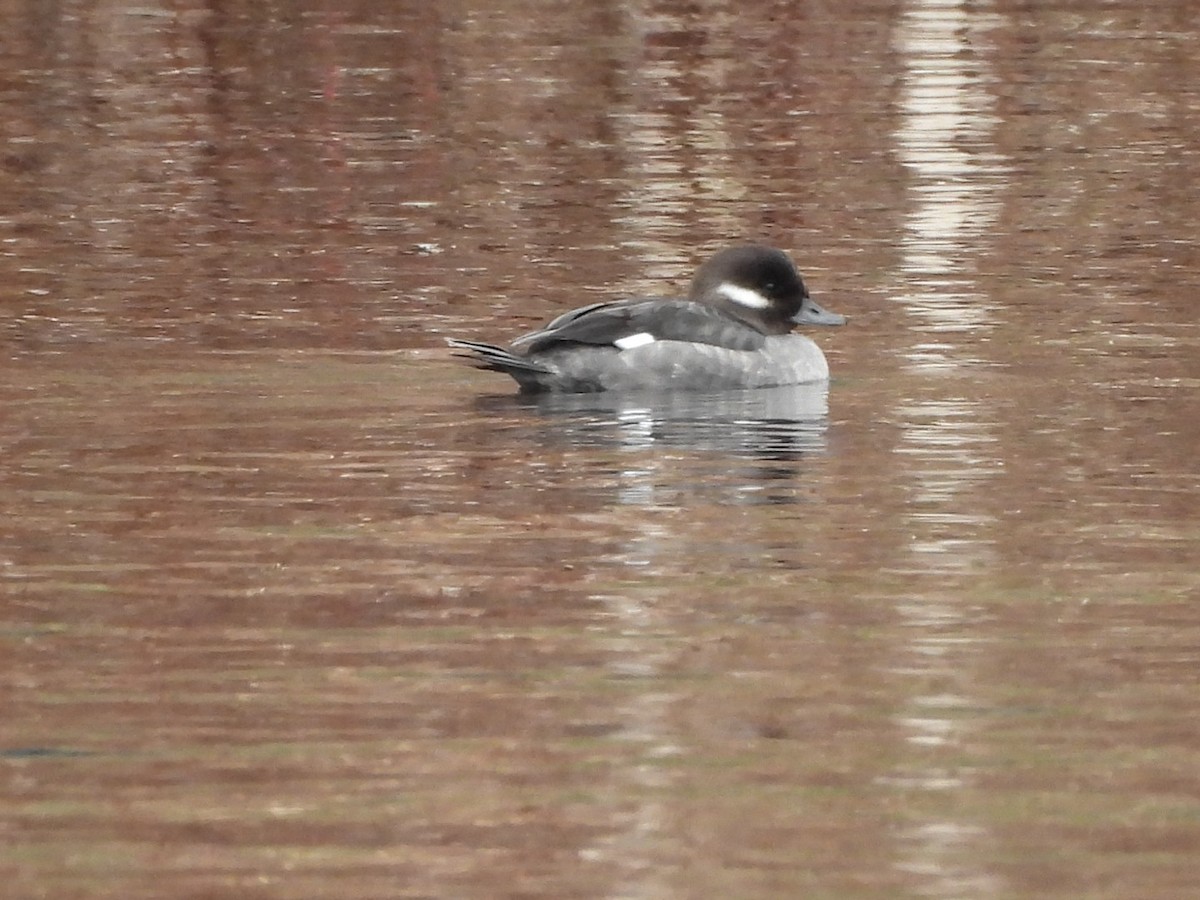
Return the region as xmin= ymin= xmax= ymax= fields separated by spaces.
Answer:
xmin=792 ymin=299 xmax=847 ymax=326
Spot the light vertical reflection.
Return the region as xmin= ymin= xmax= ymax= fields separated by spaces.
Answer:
xmin=888 ymin=1 xmax=1008 ymax=897
xmin=894 ymin=0 xmax=1006 ymax=570
xmin=610 ymin=0 xmax=750 ymax=287
xmin=896 ymin=0 xmax=1007 ymax=365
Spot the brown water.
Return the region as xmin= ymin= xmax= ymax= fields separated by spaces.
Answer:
xmin=3 ymin=1 xmax=1200 ymax=898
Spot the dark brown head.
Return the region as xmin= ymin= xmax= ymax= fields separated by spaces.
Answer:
xmin=690 ymin=244 xmax=845 ymax=334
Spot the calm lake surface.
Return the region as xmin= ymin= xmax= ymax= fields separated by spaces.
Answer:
xmin=3 ymin=1 xmax=1199 ymax=897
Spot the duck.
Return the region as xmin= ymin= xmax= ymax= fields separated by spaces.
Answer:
xmin=446 ymin=244 xmax=845 ymax=393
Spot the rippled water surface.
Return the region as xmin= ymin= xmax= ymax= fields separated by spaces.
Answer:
xmin=4 ymin=1 xmax=1200 ymax=898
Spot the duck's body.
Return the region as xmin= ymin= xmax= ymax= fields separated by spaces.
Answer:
xmin=447 ymin=244 xmax=845 ymax=393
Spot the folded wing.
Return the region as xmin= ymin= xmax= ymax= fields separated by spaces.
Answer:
xmin=511 ymin=299 xmax=766 ymax=353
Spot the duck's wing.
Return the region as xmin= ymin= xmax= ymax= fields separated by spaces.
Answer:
xmin=511 ymin=299 xmax=766 ymax=353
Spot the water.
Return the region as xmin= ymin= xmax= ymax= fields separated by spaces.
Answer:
xmin=3 ymin=1 xmax=1199 ymax=898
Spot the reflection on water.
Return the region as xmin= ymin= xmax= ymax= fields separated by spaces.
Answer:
xmin=611 ymin=11 xmax=749 ymax=278
xmin=892 ymin=1 xmax=1008 ymax=895
xmin=895 ymin=0 xmax=1007 ymax=356
xmin=544 ymin=383 xmax=829 ymax=508
xmin=474 ymin=382 xmax=830 ymax=513
xmin=892 ymin=0 xmax=1008 ymax=573
xmin=891 ymin=398 xmax=1000 ymax=570
xmin=527 ymin=382 xmax=828 ymax=460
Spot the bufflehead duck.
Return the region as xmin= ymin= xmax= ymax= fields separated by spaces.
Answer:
xmin=447 ymin=244 xmax=845 ymax=393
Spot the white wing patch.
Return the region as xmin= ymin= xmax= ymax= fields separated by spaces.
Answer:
xmin=716 ymin=282 xmax=771 ymax=309
xmin=614 ymin=332 xmax=657 ymax=350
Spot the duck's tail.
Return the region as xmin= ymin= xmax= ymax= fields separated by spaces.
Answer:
xmin=445 ymin=338 xmax=554 ymax=376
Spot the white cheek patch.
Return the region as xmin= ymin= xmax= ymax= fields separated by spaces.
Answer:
xmin=716 ymin=282 xmax=771 ymax=309
xmin=614 ymin=332 xmax=657 ymax=350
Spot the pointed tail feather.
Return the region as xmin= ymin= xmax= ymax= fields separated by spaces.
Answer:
xmin=446 ymin=338 xmax=554 ymax=375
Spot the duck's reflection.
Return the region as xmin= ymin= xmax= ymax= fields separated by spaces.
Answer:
xmin=530 ymin=381 xmax=827 ymax=455
xmin=478 ymin=382 xmax=831 ymax=508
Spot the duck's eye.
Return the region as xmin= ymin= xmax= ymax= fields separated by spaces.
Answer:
xmin=763 ymin=282 xmax=776 ymax=292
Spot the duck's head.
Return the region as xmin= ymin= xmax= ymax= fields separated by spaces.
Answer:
xmin=691 ymin=244 xmax=846 ymax=334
